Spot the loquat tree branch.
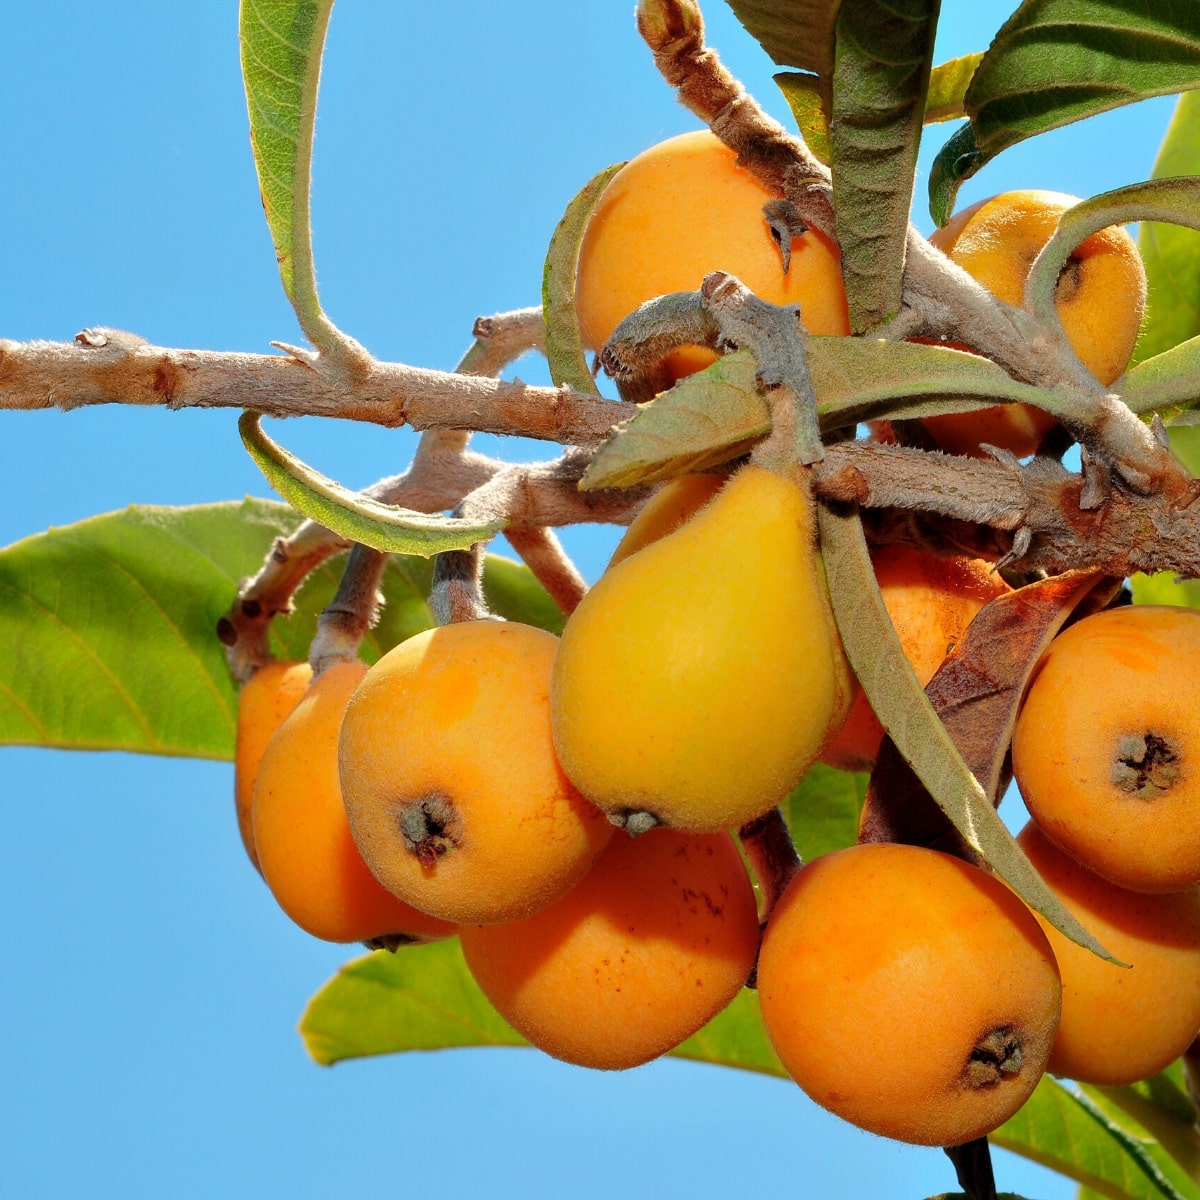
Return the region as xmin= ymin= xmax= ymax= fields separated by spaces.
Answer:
xmin=815 ymin=441 xmax=1200 ymax=578
xmin=0 ymin=328 xmax=624 ymax=446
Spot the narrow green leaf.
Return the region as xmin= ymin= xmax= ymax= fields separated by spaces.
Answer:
xmin=579 ymin=351 xmax=771 ymax=490
xmin=830 ymin=0 xmax=941 ymax=331
xmin=724 ymin=0 xmax=839 ymax=81
xmin=583 ymin=340 xmax=1067 ymax=492
xmin=1137 ymin=92 xmax=1200 ymax=364
xmin=928 ymin=121 xmax=984 ymax=227
xmin=776 ymin=53 xmax=982 ymax=169
xmin=995 ymin=1077 xmax=1192 ymax=1200
xmin=240 ymin=0 xmax=348 ymax=350
xmin=924 ymin=53 xmax=984 ymax=123
xmin=0 ymin=500 xmax=560 ymax=760
xmin=239 ymin=412 xmax=503 ymax=555
xmin=780 ymin=762 xmax=867 ymax=862
xmin=816 ymin=503 xmax=1117 ymax=962
xmin=542 ymin=163 xmax=625 ymax=395
xmin=807 ymin=335 xmax=1063 ymax=428
xmin=300 ymin=938 xmax=786 ymax=1076
xmin=928 ymin=1 xmax=1200 ymax=220
xmin=774 ymin=72 xmax=833 ymax=165
xmin=1118 ymin=336 xmax=1200 ymax=415
xmin=1025 ymin=179 xmax=1200 ymax=338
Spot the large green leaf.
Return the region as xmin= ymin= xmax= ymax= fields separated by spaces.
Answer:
xmin=1085 ymin=1079 xmax=1200 ymax=1193
xmin=929 ymin=0 xmax=1200 ymax=223
xmin=542 ymin=164 xmax=624 ymax=395
xmin=724 ymin=0 xmax=838 ymax=81
xmin=0 ymin=500 xmax=561 ymax=761
xmin=1137 ymin=92 xmax=1200 ymax=364
xmin=300 ymin=937 xmax=787 ymax=1076
xmin=240 ymin=0 xmax=341 ymax=344
xmin=240 ymin=412 xmax=504 ymax=555
xmin=995 ymin=1077 xmax=1194 ymax=1200
xmin=780 ymin=762 xmax=866 ymax=862
xmin=830 ymin=0 xmax=941 ymax=332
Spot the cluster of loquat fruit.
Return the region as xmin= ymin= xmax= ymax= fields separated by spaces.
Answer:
xmin=232 ymin=128 xmax=1200 ymax=1152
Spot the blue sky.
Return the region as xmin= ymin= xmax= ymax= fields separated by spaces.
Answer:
xmin=0 ymin=3 xmax=1179 ymax=1197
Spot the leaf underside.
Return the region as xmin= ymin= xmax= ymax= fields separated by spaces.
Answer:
xmin=830 ymin=0 xmax=940 ymax=332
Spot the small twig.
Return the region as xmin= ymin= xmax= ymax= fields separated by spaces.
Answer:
xmin=307 ymin=544 xmax=389 ymax=675
xmin=217 ymin=521 xmax=344 ymax=682
xmin=504 ymin=526 xmax=588 ymax=616
xmin=457 ymin=451 xmax=650 ymax=530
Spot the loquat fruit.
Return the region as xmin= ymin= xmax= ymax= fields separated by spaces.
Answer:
xmin=1013 ymin=604 xmax=1200 ymax=893
xmin=460 ymin=827 xmax=760 ymax=1070
xmin=757 ymin=842 xmax=1061 ymax=1146
xmin=338 ymin=621 xmax=613 ymax=925
xmin=551 ymin=464 xmax=853 ymax=834
xmin=1018 ymin=822 xmax=1200 ymax=1086
xmin=575 ymin=129 xmax=849 ymax=382
xmin=253 ymin=661 xmax=454 ymax=945
xmin=234 ymin=659 xmax=312 ymax=872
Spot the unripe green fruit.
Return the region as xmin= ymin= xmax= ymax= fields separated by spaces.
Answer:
xmin=550 ymin=464 xmax=852 ymax=833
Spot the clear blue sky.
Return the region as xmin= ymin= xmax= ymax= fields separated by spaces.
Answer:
xmin=0 ymin=3 xmax=1178 ymax=1197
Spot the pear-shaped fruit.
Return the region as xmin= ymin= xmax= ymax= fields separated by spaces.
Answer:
xmin=550 ymin=464 xmax=852 ymax=833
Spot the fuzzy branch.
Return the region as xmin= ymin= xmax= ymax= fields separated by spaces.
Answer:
xmin=815 ymin=442 xmax=1200 ymax=578
xmin=0 ymin=329 xmax=623 ymax=446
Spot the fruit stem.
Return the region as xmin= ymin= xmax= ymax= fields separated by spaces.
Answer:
xmin=943 ymin=1137 xmax=997 ymax=1200
xmin=308 ymin=543 xmax=388 ymax=675
xmin=738 ymin=807 xmax=801 ymax=919
xmin=431 ymin=545 xmax=492 ymax=624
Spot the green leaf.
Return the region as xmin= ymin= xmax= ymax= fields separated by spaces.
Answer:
xmin=928 ymin=122 xmax=985 ymax=228
xmin=829 ymin=0 xmax=941 ymax=332
xmin=0 ymin=498 xmax=291 ymax=760
xmin=924 ymin=53 xmax=984 ymax=123
xmin=995 ymin=1077 xmax=1196 ymax=1200
xmin=300 ymin=937 xmax=787 ymax=1076
xmin=807 ymin=335 xmax=1062 ymax=428
xmin=240 ymin=0 xmax=349 ymax=350
xmin=780 ymin=762 xmax=867 ymax=862
xmin=774 ymin=72 xmax=833 ymax=164
xmin=239 ymin=412 xmax=503 ymax=555
xmin=1085 ymin=1080 xmax=1200 ymax=1191
xmin=816 ymin=504 xmax=1117 ymax=963
xmin=928 ymin=0 xmax=1200 ymax=220
xmin=542 ymin=163 xmax=624 ymax=395
xmin=1137 ymin=92 xmax=1200 ymax=364
xmin=776 ymin=53 xmax=982 ymax=168
xmin=0 ymin=500 xmax=561 ymax=760
xmin=583 ymin=340 xmax=1068 ymax=491
xmin=1118 ymin=337 xmax=1200 ymax=416
xmin=580 ymin=351 xmax=771 ymax=490
xmin=724 ymin=0 xmax=839 ymax=81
